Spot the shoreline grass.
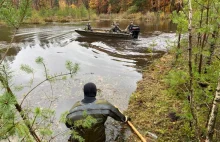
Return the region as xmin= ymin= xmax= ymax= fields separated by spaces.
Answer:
xmin=1 ymin=11 xmax=171 ymax=25
xmin=126 ymin=54 xmax=185 ymax=141
xmin=22 ymin=11 xmax=171 ymax=24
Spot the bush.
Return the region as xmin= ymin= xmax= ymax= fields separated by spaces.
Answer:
xmin=27 ymin=10 xmax=44 ymax=24
xmin=127 ymin=5 xmax=138 ymax=14
xmin=122 ymin=12 xmax=142 ymax=20
xmin=143 ymin=12 xmax=157 ymax=21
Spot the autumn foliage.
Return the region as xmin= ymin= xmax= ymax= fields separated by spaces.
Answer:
xmin=27 ymin=0 xmax=182 ymax=14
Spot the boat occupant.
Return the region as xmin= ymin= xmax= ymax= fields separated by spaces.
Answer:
xmin=65 ymin=82 xmax=130 ymax=142
xmin=109 ymin=22 xmax=116 ymax=32
xmin=125 ymin=21 xmax=134 ymax=33
xmin=115 ymin=22 xmax=122 ymax=32
xmin=85 ymin=22 xmax=92 ymax=31
xmin=110 ymin=22 xmax=122 ymax=33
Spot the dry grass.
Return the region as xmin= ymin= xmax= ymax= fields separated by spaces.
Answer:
xmin=121 ymin=12 xmax=143 ymax=20
xmin=22 ymin=12 xmax=170 ymax=24
xmin=0 ymin=21 xmax=6 ymax=25
xmin=126 ymin=54 xmax=185 ymax=142
xmin=143 ymin=12 xmax=157 ymax=21
xmin=97 ymin=12 xmax=170 ymax=21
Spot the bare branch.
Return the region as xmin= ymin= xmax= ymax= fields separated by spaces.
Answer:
xmin=17 ymin=0 xmax=31 ymax=28
xmin=0 ymin=29 xmax=17 ymax=64
xmin=20 ymin=73 xmax=71 ymax=106
xmin=194 ymin=0 xmax=208 ymax=9
xmin=0 ymin=0 xmax=6 ymax=8
xmin=31 ymin=113 xmax=39 ymax=129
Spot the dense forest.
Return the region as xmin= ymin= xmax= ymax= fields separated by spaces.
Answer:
xmin=11 ymin=0 xmax=182 ymax=14
xmin=4 ymin=0 xmax=183 ymax=23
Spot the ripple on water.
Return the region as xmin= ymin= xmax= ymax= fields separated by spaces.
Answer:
xmin=0 ymin=22 xmax=176 ymax=141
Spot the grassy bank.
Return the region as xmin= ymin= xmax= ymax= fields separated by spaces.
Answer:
xmin=0 ymin=8 xmax=170 ymax=25
xmin=126 ymin=54 xmax=185 ymax=142
xmin=127 ymin=41 xmax=220 ymax=141
xmin=23 ymin=9 xmax=170 ymax=24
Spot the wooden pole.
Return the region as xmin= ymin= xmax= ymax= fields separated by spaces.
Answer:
xmin=127 ymin=121 xmax=147 ymax=142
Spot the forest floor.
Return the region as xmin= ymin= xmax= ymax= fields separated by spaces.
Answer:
xmin=126 ymin=53 xmax=185 ymax=142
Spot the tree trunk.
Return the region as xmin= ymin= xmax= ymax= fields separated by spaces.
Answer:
xmin=176 ymin=32 xmax=181 ymax=60
xmin=195 ymin=7 xmax=204 ymax=64
xmin=206 ymin=77 xmax=220 ymax=142
xmin=6 ymin=87 xmax=41 ymax=142
xmin=1 ymin=75 xmax=41 ymax=141
xmin=198 ymin=33 xmax=206 ymax=73
xmin=188 ymin=0 xmax=200 ymax=141
xmin=206 ymin=30 xmax=218 ymax=66
xmin=198 ymin=2 xmax=210 ymax=74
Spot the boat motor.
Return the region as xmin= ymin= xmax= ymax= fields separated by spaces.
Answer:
xmin=130 ymin=25 xmax=140 ymax=39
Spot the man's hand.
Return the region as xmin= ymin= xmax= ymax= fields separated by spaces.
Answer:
xmin=125 ymin=116 xmax=131 ymax=122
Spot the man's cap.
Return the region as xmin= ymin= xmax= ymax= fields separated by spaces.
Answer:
xmin=83 ymin=82 xmax=97 ymax=97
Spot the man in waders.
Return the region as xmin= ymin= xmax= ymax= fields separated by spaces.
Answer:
xmin=66 ymin=82 xmax=129 ymax=142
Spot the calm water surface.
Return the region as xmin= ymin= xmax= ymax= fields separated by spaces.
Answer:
xmin=0 ymin=20 xmax=176 ymax=141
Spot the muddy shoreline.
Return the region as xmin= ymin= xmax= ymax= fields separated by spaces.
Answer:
xmin=126 ymin=54 xmax=184 ymax=141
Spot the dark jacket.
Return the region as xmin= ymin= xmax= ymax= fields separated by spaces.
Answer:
xmin=85 ymin=24 xmax=92 ymax=31
xmin=125 ymin=24 xmax=133 ymax=33
xmin=115 ymin=25 xmax=122 ymax=32
xmin=66 ymin=98 xmax=126 ymax=142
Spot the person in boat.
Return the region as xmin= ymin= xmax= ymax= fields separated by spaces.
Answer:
xmin=109 ymin=22 xmax=116 ymax=32
xmin=85 ymin=22 xmax=92 ymax=31
xmin=110 ymin=22 xmax=122 ymax=33
xmin=65 ymin=82 xmax=130 ymax=142
xmin=125 ymin=21 xmax=134 ymax=33
xmin=115 ymin=22 xmax=122 ymax=33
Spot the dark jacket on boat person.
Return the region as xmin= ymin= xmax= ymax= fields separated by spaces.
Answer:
xmin=115 ymin=23 xmax=122 ymax=32
xmin=110 ymin=23 xmax=116 ymax=32
xmin=110 ymin=22 xmax=122 ymax=33
xmin=85 ymin=22 xmax=92 ymax=31
xmin=66 ymin=82 xmax=128 ymax=142
xmin=125 ymin=21 xmax=134 ymax=33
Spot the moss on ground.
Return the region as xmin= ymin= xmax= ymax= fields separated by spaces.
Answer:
xmin=126 ymin=54 xmax=185 ymax=142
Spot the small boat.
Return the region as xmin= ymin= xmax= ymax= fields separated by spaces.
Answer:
xmin=75 ymin=26 xmax=140 ymax=39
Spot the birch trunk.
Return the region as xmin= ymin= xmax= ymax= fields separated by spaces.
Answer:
xmin=206 ymin=30 xmax=218 ymax=66
xmin=188 ymin=0 xmax=200 ymax=141
xmin=206 ymin=77 xmax=220 ymax=142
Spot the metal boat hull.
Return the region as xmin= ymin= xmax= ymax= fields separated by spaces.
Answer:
xmin=75 ymin=30 xmax=133 ymax=39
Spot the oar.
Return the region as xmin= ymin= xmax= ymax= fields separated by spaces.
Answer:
xmin=127 ymin=121 xmax=147 ymax=142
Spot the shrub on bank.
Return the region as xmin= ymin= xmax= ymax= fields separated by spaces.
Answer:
xmin=27 ymin=6 xmax=93 ymax=23
xmin=127 ymin=5 xmax=139 ymax=14
xmin=143 ymin=11 xmax=157 ymax=21
xmin=26 ymin=10 xmax=44 ymax=24
xmin=26 ymin=9 xmax=171 ymax=24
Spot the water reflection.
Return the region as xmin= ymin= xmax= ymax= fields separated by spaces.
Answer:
xmin=0 ymin=20 xmax=176 ymax=141
xmin=0 ymin=21 xmax=175 ymax=113
xmin=0 ymin=20 xmax=177 ymax=111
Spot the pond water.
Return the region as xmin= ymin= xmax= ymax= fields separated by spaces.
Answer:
xmin=0 ymin=20 xmax=176 ymax=141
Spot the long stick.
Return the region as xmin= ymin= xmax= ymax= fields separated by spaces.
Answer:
xmin=127 ymin=121 xmax=147 ymax=142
